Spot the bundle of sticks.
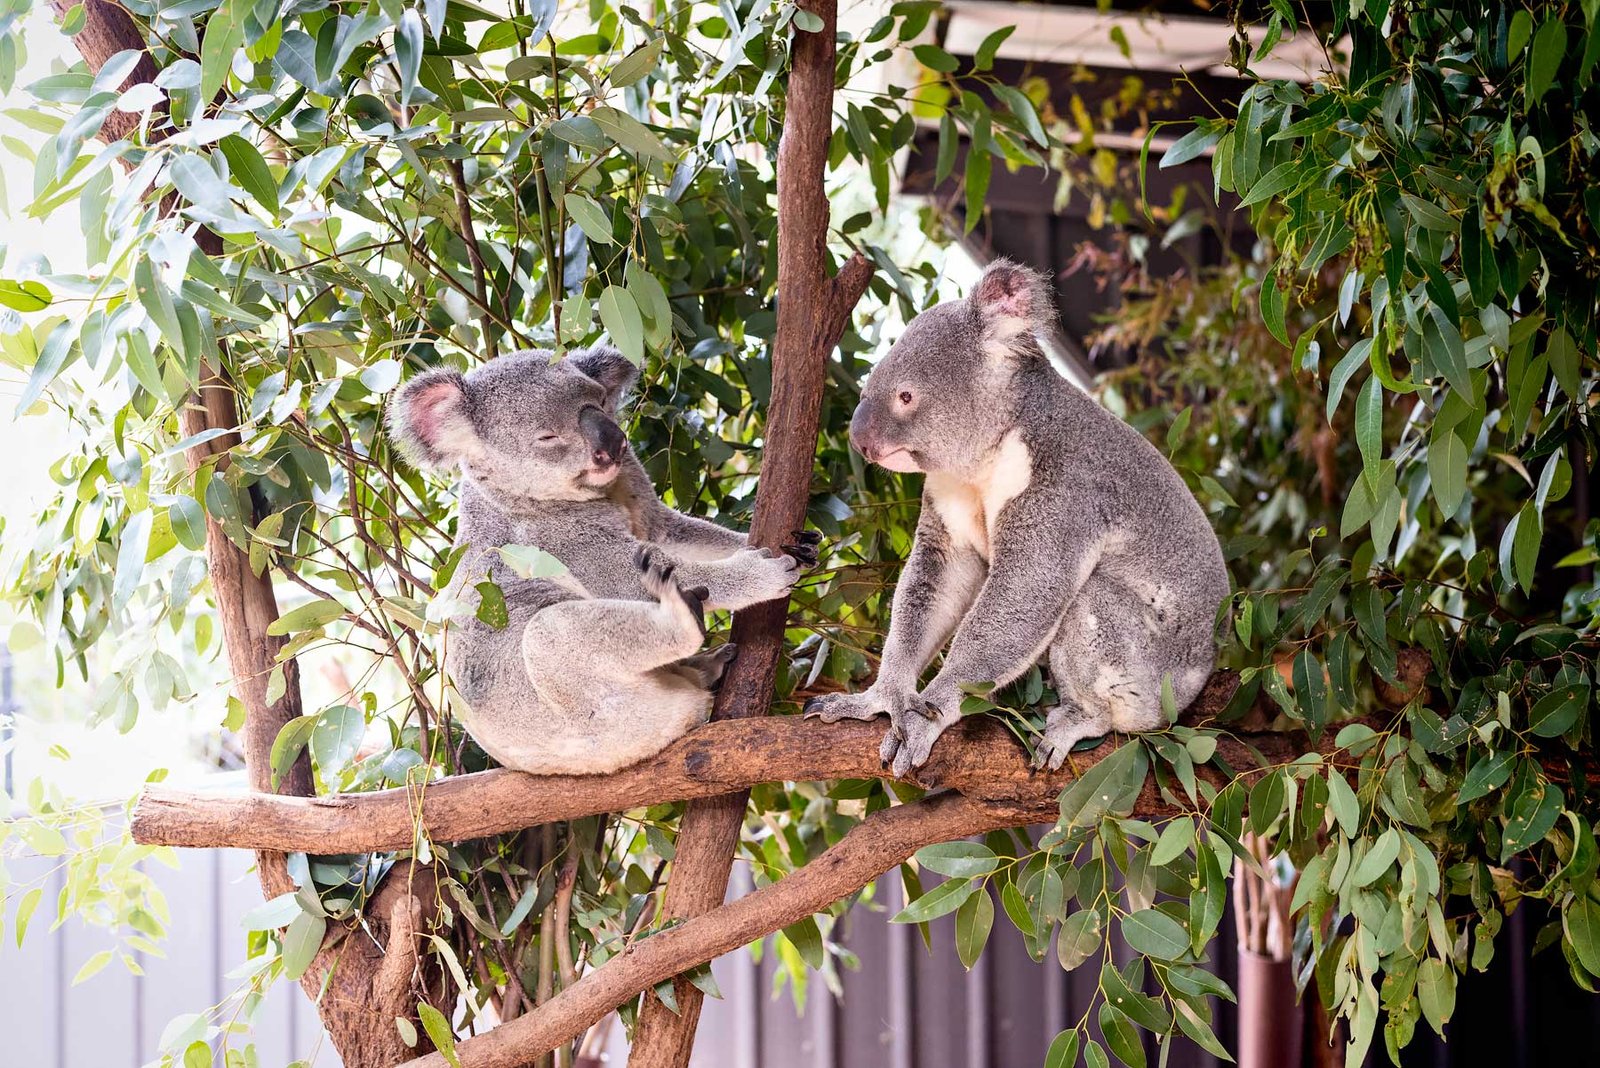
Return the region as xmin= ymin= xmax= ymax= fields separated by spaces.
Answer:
xmin=1233 ymin=831 xmax=1298 ymax=960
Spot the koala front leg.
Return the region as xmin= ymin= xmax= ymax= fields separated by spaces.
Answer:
xmin=523 ymin=548 xmax=708 ymax=680
xmin=806 ymin=509 xmax=983 ymax=724
xmin=882 ymin=500 xmax=1101 ymax=775
xmin=646 ymin=502 xmax=823 ymax=566
xmin=645 ymin=507 xmax=750 ymax=562
xmin=671 ymin=546 xmax=802 ymax=611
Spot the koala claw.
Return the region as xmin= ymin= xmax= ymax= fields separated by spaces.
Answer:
xmin=634 ymin=544 xmax=675 ymax=582
xmin=784 ymin=530 xmax=824 ymax=567
xmin=1032 ymin=723 xmax=1107 ymax=773
xmin=878 ymin=707 xmax=952 ymax=777
xmin=803 ymin=691 xmax=883 ymax=722
xmin=636 ymin=546 xmax=706 ymax=636
xmin=1031 ymin=738 xmax=1069 ymax=773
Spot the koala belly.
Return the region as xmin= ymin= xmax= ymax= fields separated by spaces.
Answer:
xmin=447 ymin=628 xmax=713 ymax=776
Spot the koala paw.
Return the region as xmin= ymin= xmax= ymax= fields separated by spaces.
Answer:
xmin=878 ymin=700 xmax=957 ymax=778
xmin=783 ymin=529 xmax=824 ymax=568
xmin=636 ymin=546 xmax=706 ymax=637
xmin=738 ymin=546 xmax=801 ymax=603
xmin=803 ymin=690 xmax=884 ymax=722
xmin=804 ymin=676 xmax=920 ymax=723
xmin=1031 ymin=708 xmax=1110 ymax=772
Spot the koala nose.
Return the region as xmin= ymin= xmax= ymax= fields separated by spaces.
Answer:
xmin=579 ymin=405 xmax=626 ymax=469
xmin=848 ymin=401 xmax=882 ymax=461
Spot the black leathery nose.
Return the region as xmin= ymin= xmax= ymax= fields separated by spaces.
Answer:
xmin=579 ymin=405 xmax=625 ymax=466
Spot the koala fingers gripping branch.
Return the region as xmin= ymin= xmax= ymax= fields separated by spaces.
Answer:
xmin=806 ymin=260 xmax=1232 ymax=776
xmin=389 ymin=346 xmax=807 ymax=776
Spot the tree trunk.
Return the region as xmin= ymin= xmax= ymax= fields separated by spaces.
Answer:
xmin=625 ymin=1 xmax=872 ymax=1063
xmin=53 ymin=5 xmax=443 ymax=1065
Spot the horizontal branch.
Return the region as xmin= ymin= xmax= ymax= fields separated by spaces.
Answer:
xmin=131 ymin=676 xmax=1305 ymax=853
xmin=398 ymin=791 xmax=1039 ymax=1068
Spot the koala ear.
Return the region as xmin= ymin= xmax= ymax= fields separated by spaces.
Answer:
xmin=567 ymin=345 xmax=640 ymax=409
xmin=389 ymin=370 xmax=479 ymax=470
xmin=971 ymin=259 xmax=1056 ymax=343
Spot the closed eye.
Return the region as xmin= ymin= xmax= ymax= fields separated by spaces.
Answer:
xmin=536 ymin=432 xmax=561 ymax=444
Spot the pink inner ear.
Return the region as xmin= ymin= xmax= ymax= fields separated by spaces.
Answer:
xmin=406 ymin=380 xmax=463 ymax=448
xmin=975 ymin=268 xmax=1032 ymax=320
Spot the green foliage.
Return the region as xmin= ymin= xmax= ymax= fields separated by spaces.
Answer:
xmin=1060 ymin=0 xmax=1600 ymax=1064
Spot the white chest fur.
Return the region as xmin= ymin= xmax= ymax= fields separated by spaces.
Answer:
xmin=925 ymin=430 xmax=1033 ymax=559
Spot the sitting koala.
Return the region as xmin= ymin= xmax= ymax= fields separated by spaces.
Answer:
xmin=806 ymin=261 xmax=1229 ymax=775
xmin=391 ymin=346 xmax=813 ymax=775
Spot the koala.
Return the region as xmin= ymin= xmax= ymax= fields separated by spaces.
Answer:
xmin=391 ymin=346 xmax=816 ymax=775
xmin=805 ymin=260 xmax=1229 ymax=775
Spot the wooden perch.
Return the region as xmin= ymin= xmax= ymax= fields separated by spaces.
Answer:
xmin=130 ymin=675 xmax=1293 ymax=854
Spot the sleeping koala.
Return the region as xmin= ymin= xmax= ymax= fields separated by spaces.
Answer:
xmin=806 ymin=260 xmax=1229 ymax=775
xmin=391 ymin=346 xmax=813 ymax=775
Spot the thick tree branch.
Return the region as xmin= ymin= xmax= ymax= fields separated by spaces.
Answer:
xmin=399 ymin=791 xmax=1047 ymax=1068
xmin=130 ymin=673 xmax=1279 ymax=853
xmin=626 ymin=0 xmax=872 ymax=1061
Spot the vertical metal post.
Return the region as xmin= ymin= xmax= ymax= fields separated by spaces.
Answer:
xmin=1 ymin=642 xmax=18 ymax=797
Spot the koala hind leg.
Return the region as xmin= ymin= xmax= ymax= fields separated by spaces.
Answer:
xmin=517 ymin=554 xmax=719 ymax=774
xmin=523 ymin=548 xmax=708 ymax=683
xmin=662 ymin=643 xmax=739 ymax=690
xmin=1038 ymin=572 xmax=1208 ymax=770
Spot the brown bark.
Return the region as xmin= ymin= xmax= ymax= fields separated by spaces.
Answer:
xmin=130 ymin=673 xmax=1276 ymax=854
xmin=52 ymin=5 xmax=442 ymax=1065
xmin=47 ymin=1 xmax=158 ymax=145
xmin=625 ymin=2 xmax=872 ymax=1061
xmin=400 ymin=791 xmax=1044 ymax=1068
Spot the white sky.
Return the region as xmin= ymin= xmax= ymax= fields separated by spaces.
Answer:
xmin=1 ymin=8 xmax=85 ymax=528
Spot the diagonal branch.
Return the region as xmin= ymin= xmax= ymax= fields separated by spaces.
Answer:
xmin=397 ymin=791 xmax=1044 ymax=1068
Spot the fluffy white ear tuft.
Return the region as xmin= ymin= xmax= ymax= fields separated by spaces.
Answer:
xmin=389 ymin=370 xmax=479 ymax=470
xmin=971 ymin=259 xmax=1056 ymax=344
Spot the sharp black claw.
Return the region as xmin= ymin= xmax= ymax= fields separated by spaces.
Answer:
xmin=782 ymin=530 xmax=825 ymax=566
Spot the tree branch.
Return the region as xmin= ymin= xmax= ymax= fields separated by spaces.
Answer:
xmin=398 ymin=791 xmax=1046 ymax=1068
xmin=626 ymin=1 xmax=871 ymax=1060
xmin=130 ymin=673 xmax=1286 ymax=853
xmin=448 ymin=157 xmax=500 ymax=359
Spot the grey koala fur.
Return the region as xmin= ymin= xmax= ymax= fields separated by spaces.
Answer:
xmin=805 ymin=260 xmax=1230 ymax=775
xmin=391 ymin=346 xmax=812 ymax=775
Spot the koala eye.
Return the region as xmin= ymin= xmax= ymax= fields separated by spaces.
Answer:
xmin=897 ymin=390 xmax=914 ymax=406
xmin=535 ymin=431 xmax=561 ymax=445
